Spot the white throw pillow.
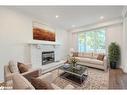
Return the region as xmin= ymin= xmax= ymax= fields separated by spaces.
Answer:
xmin=8 ymin=60 xmax=19 ymax=73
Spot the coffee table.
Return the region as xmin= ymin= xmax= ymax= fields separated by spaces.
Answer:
xmin=58 ymin=64 xmax=88 ymax=86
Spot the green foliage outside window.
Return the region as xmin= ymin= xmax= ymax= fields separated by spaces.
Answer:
xmin=78 ymin=29 xmax=105 ymax=52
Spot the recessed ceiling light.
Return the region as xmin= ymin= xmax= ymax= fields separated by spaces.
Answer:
xmin=55 ymin=15 xmax=59 ymax=18
xmin=72 ymin=25 xmax=75 ymax=27
xmin=100 ymin=16 xmax=104 ymax=20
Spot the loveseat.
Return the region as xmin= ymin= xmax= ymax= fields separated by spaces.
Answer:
xmin=73 ymin=52 xmax=107 ymax=71
xmin=12 ymin=73 xmax=74 ymax=89
xmin=4 ymin=60 xmax=69 ymax=89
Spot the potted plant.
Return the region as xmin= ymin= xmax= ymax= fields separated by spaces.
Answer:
xmin=108 ymin=42 xmax=120 ymax=69
xmin=69 ymin=57 xmax=77 ymax=67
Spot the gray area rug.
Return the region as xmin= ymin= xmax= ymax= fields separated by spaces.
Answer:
xmin=52 ymin=68 xmax=109 ymax=89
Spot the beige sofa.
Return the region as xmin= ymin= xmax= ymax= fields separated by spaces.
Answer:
xmin=12 ymin=73 xmax=74 ymax=89
xmin=4 ymin=60 xmax=74 ymax=89
xmin=73 ymin=52 xmax=107 ymax=71
xmin=4 ymin=60 xmax=42 ymax=86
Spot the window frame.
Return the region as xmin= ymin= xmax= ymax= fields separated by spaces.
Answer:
xmin=78 ymin=28 xmax=106 ymax=53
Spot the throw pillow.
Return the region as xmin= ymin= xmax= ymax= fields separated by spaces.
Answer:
xmin=82 ymin=52 xmax=93 ymax=58
xmin=8 ymin=60 xmax=19 ymax=73
xmin=97 ymin=54 xmax=105 ymax=61
xmin=31 ymin=78 xmax=54 ymax=89
xmin=17 ymin=62 xmax=29 ymax=73
xmin=73 ymin=52 xmax=78 ymax=57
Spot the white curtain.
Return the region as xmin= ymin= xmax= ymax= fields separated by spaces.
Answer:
xmin=70 ymin=32 xmax=78 ymax=52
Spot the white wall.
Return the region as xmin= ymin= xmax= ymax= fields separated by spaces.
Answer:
xmin=106 ymin=24 xmax=123 ymax=53
xmin=0 ymin=7 xmax=69 ymax=81
xmin=121 ymin=7 xmax=127 ymax=72
xmin=71 ymin=17 xmax=122 ymax=33
xmin=0 ymin=7 xmax=32 ymax=81
xmin=55 ymin=28 xmax=70 ymax=60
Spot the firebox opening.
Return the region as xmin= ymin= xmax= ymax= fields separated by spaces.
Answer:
xmin=42 ymin=51 xmax=55 ymax=65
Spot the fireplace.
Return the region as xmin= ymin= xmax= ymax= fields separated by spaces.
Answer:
xmin=42 ymin=51 xmax=55 ymax=65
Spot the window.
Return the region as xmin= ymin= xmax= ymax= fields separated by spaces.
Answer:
xmin=78 ymin=28 xmax=106 ymax=53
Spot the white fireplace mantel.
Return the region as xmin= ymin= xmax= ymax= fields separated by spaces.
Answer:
xmin=29 ymin=40 xmax=62 ymax=68
xmin=27 ymin=40 xmax=61 ymax=46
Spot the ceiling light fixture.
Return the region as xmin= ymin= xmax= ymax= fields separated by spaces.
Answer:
xmin=100 ymin=16 xmax=104 ymax=20
xmin=55 ymin=15 xmax=59 ymax=18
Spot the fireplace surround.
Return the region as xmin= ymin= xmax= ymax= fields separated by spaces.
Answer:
xmin=42 ymin=51 xmax=55 ymax=65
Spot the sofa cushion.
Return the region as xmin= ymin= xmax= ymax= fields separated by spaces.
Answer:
xmin=93 ymin=53 xmax=105 ymax=59
xmin=97 ymin=54 xmax=105 ymax=61
xmin=18 ymin=62 xmax=29 ymax=73
xmin=75 ymin=57 xmax=90 ymax=62
xmin=92 ymin=53 xmax=98 ymax=59
xmin=31 ymin=78 xmax=54 ymax=89
xmin=8 ymin=60 xmax=19 ymax=73
xmin=13 ymin=74 xmax=35 ymax=89
xmin=38 ymin=73 xmax=53 ymax=83
xmin=78 ymin=52 xmax=83 ymax=57
xmin=78 ymin=52 xmax=92 ymax=58
xmin=75 ymin=57 xmax=103 ymax=65
xmin=83 ymin=52 xmax=93 ymax=58
xmin=91 ymin=59 xmax=103 ymax=65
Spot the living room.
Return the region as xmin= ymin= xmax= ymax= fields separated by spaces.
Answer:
xmin=0 ymin=6 xmax=127 ymax=90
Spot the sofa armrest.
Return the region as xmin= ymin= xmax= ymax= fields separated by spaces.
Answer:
xmin=4 ymin=65 xmax=14 ymax=82
xmin=37 ymin=72 xmax=53 ymax=83
xmin=103 ymin=56 xmax=107 ymax=71
xmin=5 ymin=73 xmax=15 ymax=82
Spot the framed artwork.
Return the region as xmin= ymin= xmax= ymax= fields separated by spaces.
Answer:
xmin=32 ymin=21 xmax=55 ymax=42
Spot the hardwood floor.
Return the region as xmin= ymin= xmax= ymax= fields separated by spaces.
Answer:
xmin=109 ymin=68 xmax=127 ymax=89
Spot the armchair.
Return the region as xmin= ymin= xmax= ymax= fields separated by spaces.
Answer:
xmin=4 ymin=60 xmax=42 ymax=85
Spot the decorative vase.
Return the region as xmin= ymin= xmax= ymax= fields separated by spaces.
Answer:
xmin=72 ymin=62 xmax=76 ymax=67
xmin=69 ymin=57 xmax=77 ymax=68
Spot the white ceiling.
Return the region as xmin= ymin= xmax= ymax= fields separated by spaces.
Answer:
xmin=12 ymin=6 xmax=123 ymax=30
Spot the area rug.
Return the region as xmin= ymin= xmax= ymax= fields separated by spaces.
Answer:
xmin=52 ymin=68 xmax=109 ymax=89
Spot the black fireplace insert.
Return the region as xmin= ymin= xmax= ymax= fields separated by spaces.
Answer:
xmin=42 ymin=51 xmax=55 ymax=65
